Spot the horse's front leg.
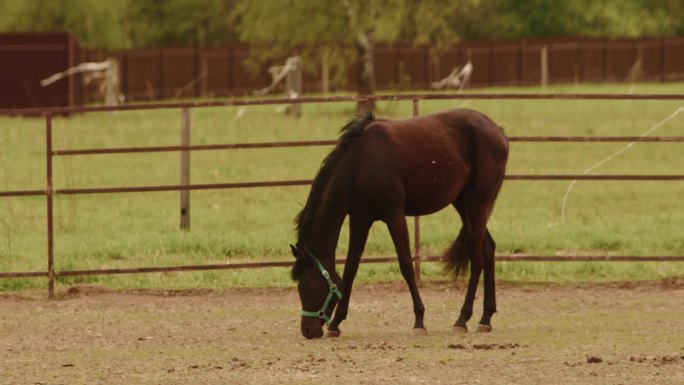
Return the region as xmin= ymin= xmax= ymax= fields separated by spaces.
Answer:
xmin=385 ymin=213 xmax=427 ymax=335
xmin=327 ymin=216 xmax=372 ymax=337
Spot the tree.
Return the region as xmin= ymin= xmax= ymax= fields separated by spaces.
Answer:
xmin=341 ymin=0 xmax=376 ymax=113
xmin=0 ymin=0 xmax=129 ymax=49
xmin=234 ymin=0 xmax=407 ymax=113
xmin=127 ymin=0 xmax=239 ymax=48
xmin=0 ymin=0 xmax=241 ymax=49
xmin=505 ymin=0 xmax=684 ymax=38
xmin=232 ymin=0 xmax=349 ymax=87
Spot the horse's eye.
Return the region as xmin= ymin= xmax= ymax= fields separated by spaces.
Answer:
xmin=297 ymin=275 xmax=312 ymax=288
xmin=303 ymin=277 xmax=318 ymax=290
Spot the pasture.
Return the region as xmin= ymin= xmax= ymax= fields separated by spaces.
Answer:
xmin=1 ymin=83 xmax=683 ymax=384
xmin=1 ymin=83 xmax=683 ymax=291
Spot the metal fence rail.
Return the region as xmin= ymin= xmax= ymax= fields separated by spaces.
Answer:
xmin=0 ymin=93 xmax=683 ymax=298
xmin=3 ymin=92 xmax=684 ymax=116
xmin=2 ymin=255 xmax=684 ymax=281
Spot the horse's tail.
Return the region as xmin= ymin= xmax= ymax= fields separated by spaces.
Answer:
xmin=443 ymin=227 xmax=469 ymax=280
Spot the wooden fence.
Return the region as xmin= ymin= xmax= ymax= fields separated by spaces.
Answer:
xmin=3 ymin=34 xmax=684 ymax=108
xmin=82 ymin=37 xmax=684 ymax=102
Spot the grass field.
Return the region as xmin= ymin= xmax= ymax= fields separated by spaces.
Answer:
xmin=0 ymin=83 xmax=683 ymax=291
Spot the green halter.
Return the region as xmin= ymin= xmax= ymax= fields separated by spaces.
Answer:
xmin=300 ymin=252 xmax=343 ymax=324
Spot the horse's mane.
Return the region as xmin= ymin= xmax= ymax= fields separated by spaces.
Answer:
xmin=294 ymin=112 xmax=375 ymax=248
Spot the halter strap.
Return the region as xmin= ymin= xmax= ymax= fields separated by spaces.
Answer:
xmin=300 ymin=252 xmax=342 ymax=324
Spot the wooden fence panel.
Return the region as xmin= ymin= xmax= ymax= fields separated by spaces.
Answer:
xmin=70 ymin=37 xmax=684 ymax=102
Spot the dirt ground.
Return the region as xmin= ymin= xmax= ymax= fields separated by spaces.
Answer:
xmin=1 ymin=279 xmax=683 ymax=385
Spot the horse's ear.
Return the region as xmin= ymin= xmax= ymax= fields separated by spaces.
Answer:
xmin=290 ymin=244 xmax=300 ymax=259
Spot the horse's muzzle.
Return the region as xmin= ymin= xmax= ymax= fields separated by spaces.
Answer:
xmin=301 ymin=317 xmax=324 ymax=339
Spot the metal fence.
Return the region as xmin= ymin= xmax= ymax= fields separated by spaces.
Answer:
xmin=1 ymin=93 xmax=684 ymax=298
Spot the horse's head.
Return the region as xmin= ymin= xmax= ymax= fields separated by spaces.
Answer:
xmin=290 ymin=244 xmax=343 ymax=339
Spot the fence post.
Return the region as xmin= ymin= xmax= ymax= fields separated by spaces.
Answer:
xmin=541 ymin=45 xmax=549 ymax=88
xmin=321 ymin=47 xmax=330 ymax=94
xmin=200 ymin=51 xmax=208 ymax=97
xmin=660 ymin=38 xmax=666 ymax=82
xmin=518 ymin=40 xmax=524 ymax=86
xmin=412 ymin=98 xmax=421 ymax=285
xmin=158 ymin=49 xmax=164 ymax=100
xmin=46 ymin=114 xmax=55 ymax=299
xmin=285 ymin=57 xmax=302 ymax=117
xmin=180 ymin=108 xmax=191 ymax=229
xmin=603 ymin=38 xmax=609 ymax=81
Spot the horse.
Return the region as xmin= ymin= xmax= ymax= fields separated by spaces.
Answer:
xmin=290 ymin=108 xmax=509 ymax=339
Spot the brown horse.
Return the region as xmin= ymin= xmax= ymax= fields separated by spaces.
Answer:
xmin=290 ymin=109 xmax=509 ymax=339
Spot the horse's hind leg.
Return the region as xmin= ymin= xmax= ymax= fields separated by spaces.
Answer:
xmin=477 ymin=229 xmax=496 ymax=332
xmin=452 ymin=196 xmax=492 ymax=333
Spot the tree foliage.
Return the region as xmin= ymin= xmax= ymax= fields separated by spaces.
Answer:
xmin=0 ymin=0 xmax=129 ymax=49
xmin=127 ymin=0 xmax=239 ymax=48
xmin=1 ymin=0 xmax=681 ymax=49
xmin=234 ymin=0 xmax=410 ymax=108
xmin=506 ymin=0 xmax=684 ymax=38
xmin=232 ymin=0 xmax=351 ymax=80
xmin=0 ymin=0 xmax=240 ymax=49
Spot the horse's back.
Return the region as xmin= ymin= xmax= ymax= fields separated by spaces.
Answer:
xmin=433 ymin=108 xmax=508 ymax=156
xmin=364 ymin=108 xmax=508 ymax=175
xmin=349 ymin=109 xmax=508 ymax=217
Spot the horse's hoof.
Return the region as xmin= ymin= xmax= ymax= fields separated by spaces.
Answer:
xmin=325 ymin=329 xmax=341 ymax=338
xmin=452 ymin=325 xmax=468 ymax=334
xmin=412 ymin=328 xmax=428 ymax=336
xmin=476 ymin=324 xmax=492 ymax=333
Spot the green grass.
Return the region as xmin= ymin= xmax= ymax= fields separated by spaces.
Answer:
xmin=1 ymin=82 xmax=683 ymax=291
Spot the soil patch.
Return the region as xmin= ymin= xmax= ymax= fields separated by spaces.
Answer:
xmin=1 ymin=280 xmax=683 ymax=385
